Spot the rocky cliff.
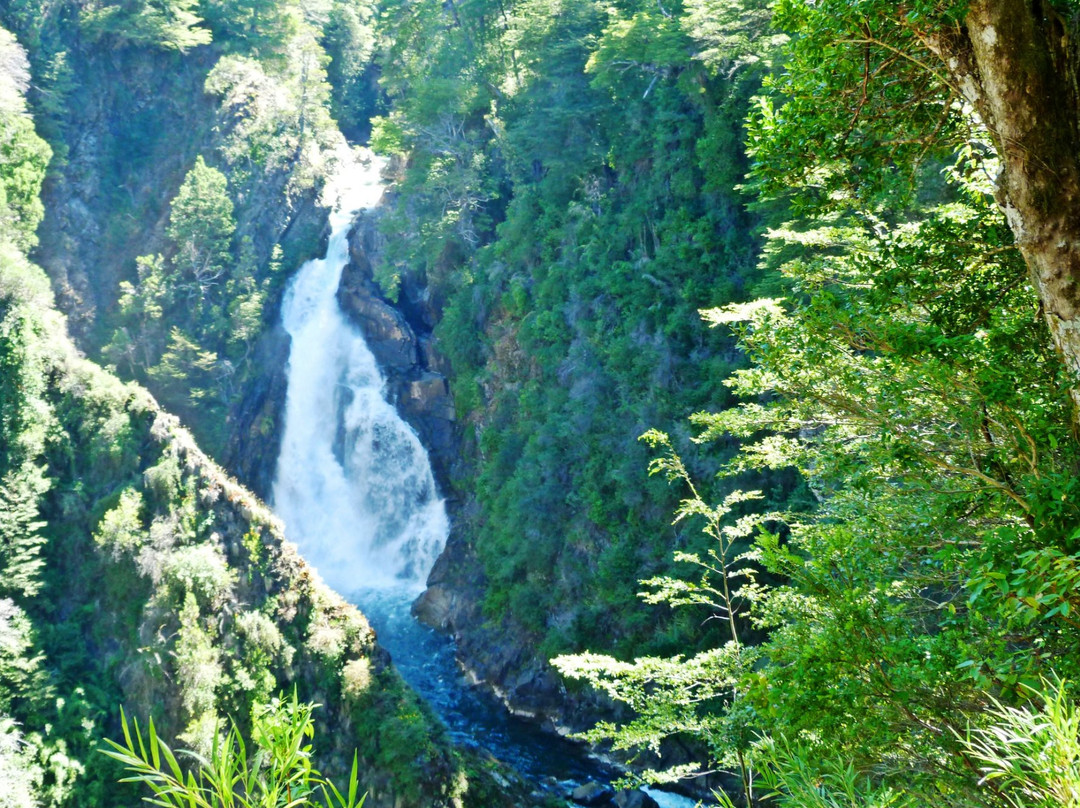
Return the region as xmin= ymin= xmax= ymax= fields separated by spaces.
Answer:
xmin=1 ymin=8 xmax=334 ymax=482
xmin=0 ymin=245 xmax=512 ymax=806
xmin=337 ymin=209 xmax=459 ymax=496
xmin=329 ymin=203 xmax=618 ymax=740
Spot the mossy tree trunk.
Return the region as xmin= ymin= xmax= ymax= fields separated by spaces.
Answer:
xmin=929 ymin=0 xmax=1080 ymax=410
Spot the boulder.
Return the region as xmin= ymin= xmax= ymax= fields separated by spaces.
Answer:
xmin=571 ymin=781 xmax=615 ymax=806
xmin=401 ymin=372 xmax=455 ymax=422
xmin=411 ymin=583 xmax=456 ymax=630
xmin=614 ymin=790 xmax=660 ymax=808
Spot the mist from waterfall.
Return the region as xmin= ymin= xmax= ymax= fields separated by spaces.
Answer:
xmin=272 ymin=147 xmax=448 ymax=593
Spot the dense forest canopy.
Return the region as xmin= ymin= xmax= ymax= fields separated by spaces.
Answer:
xmin=0 ymin=3 xmax=511 ymax=807
xmin=558 ymin=1 xmax=1080 ymax=805
xmin=4 ymin=0 xmax=1080 ymax=807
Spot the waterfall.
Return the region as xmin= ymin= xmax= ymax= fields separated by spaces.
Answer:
xmin=269 ymin=148 xmax=701 ymax=808
xmin=272 ymin=147 xmax=448 ymax=593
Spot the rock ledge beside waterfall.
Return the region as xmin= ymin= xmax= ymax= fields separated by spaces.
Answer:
xmin=336 ymin=210 xmax=459 ymax=494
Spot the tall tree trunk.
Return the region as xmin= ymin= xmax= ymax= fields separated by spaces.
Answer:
xmin=932 ymin=1 xmax=1080 ymax=410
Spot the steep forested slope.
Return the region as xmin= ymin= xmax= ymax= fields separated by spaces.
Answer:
xmin=370 ymin=1 xmax=1080 ymax=806
xmin=554 ymin=2 xmax=1080 ymax=807
xmin=10 ymin=0 xmax=1080 ymax=805
xmin=0 ymin=21 xmax=517 ymax=808
xmin=369 ymin=0 xmax=792 ymax=722
xmin=1 ymin=0 xmax=383 ymax=484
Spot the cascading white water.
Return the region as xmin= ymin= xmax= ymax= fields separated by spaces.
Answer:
xmin=270 ymin=147 xmax=699 ymax=808
xmin=272 ymin=146 xmax=448 ymax=593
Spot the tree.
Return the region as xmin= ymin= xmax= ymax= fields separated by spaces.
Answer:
xmin=167 ymin=156 xmax=236 ymax=299
xmin=748 ymin=0 xmax=1080 ymax=411
xmin=198 ymin=0 xmax=300 ymax=55
xmin=105 ymin=253 xmax=169 ymax=375
xmin=103 ymin=693 xmax=366 ymax=808
xmin=930 ymin=1 xmax=1080 ymax=413
xmin=556 ymin=432 xmax=765 ymax=804
xmin=323 ymin=0 xmax=377 ymax=140
xmin=148 ymin=327 xmax=221 ymax=407
xmin=0 ymin=29 xmax=50 ymax=252
xmin=79 ymin=0 xmax=212 ymax=51
xmin=554 ymin=2 xmax=1080 ymax=796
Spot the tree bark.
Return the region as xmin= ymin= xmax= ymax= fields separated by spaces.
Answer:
xmin=934 ymin=1 xmax=1080 ymax=410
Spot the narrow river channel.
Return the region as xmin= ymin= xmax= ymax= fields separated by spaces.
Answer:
xmin=271 ymin=145 xmax=697 ymax=808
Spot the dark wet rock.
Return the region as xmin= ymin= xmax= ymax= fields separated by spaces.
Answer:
xmin=413 ymin=527 xmax=483 ymax=631
xmin=614 ymin=790 xmax=660 ymax=808
xmin=336 ymin=208 xmax=459 ymax=496
xmin=223 ymin=324 xmax=291 ymax=500
xmin=337 ymin=211 xmax=416 ymax=374
xmin=419 ymin=334 xmax=454 ymax=377
xmin=337 ymin=252 xmax=419 ymax=372
xmin=340 ymin=279 xmax=419 ymax=371
xmin=399 ymin=265 xmax=444 ymax=332
xmin=571 ymin=782 xmax=615 ymax=806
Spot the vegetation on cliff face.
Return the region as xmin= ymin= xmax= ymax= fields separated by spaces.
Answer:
xmin=0 ymin=0 xmax=381 ymax=462
xmin=374 ymin=0 xmax=792 ymax=685
xmin=0 ymin=25 xmax=512 ymax=808
xmin=555 ymin=2 xmax=1080 ymax=806
xmin=0 ymin=208 xmax=467 ymax=808
xmin=7 ymin=0 xmax=1080 ymax=805
xmin=371 ymin=0 xmax=1080 ymax=805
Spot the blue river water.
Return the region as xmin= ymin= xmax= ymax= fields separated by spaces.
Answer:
xmin=352 ymin=587 xmax=700 ymax=807
xmin=272 ymin=146 xmax=699 ymax=808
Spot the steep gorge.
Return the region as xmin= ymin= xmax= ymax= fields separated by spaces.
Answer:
xmin=9 ymin=2 xmax=1080 ymax=807
xmin=0 ymin=241 xmax=502 ymax=807
xmin=1 ymin=0 xmax=781 ymax=797
xmin=0 ymin=8 xmax=531 ymax=807
xmin=354 ymin=0 xmax=781 ymax=743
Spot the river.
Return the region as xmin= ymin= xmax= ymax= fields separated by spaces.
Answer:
xmin=271 ymin=145 xmax=699 ymax=808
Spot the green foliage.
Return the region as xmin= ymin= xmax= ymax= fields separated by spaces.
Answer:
xmin=376 ymin=0 xmax=780 ymax=664
xmin=0 ymin=113 xmax=49 ymax=251
xmin=166 ymin=156 xmax=236 ymax=294
xmin=548 ymin=3 xmax=1080 ymax=803
xmin=554 ymin=643 xmax=757 ymax=786
xmin=0 ymin=468 xmax=48 ymax=598
xmin=751 ymin=742 xmax=916 ymax=808
xmin=962 ymin=679 xmax=1080 ymax=808
xmin=205 ymin=44 xmax=340 ymax=218
xmin=105 ymin=153 xmax=260 ymax=439
xmin=0 ymin=718 xmax=44 ymax=807
xmin=557 ymin=431 xmax=764 ymax=800
xmin=199 ymin=0 xmax=300 ymax=55
xmin=0 ymin=30 xmax=49 ymax=251
xmin=80 ymin=0 xmax=212 ymax=51
xmin=103 ymin=694 xmax=366 ymax=808
xmin=744 ymin=0 xmax=968 ymax=212
xmin=323 ymin=0 xmax=378 ymax=139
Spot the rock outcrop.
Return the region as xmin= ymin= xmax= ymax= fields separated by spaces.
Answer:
xmin=222 ymin=323 xmax=292 ymax=500
xmin=336 ymin=209 xmax=459 ymax=494
xmin=614 ymin=790 xmax=660 ymax=808
xmin=572 ymin=782 xmax=615 ymax=806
